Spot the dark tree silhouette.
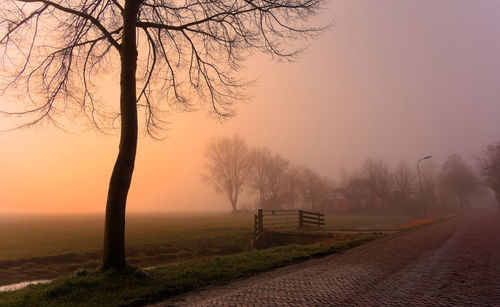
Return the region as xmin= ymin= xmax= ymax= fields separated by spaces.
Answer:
xmin=440 ymin=154 xmax=479 ymax=210
xmin=249 ymin=147 xmax=289 ymax=208
xmin=0 ymin=0 xmax=325 ymax=270
xmin=202 ymin=135 xmax=252 ymax=211
xmin=393 ymin=161 xmax=416 ymax=205
xmin=248 ymin=146 xmax=271 ymax=206
xmin=282 ymin=165 xmax=301 ymax=209
xmin=360 ymin=157 xmax=392 ymax=211
xmin=298 ymin=166 xmax=329 ymax=211
xmin=479 ymin=141 xmax=500 ymax=212
xmin=265 ymin=154 xmax=289 ymax=207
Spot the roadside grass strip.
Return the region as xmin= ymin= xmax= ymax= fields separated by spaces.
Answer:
xmin=393 ymin=212 xmax=460 ymax=231
xmin=0 ymin=233 xmax=383 ymax=307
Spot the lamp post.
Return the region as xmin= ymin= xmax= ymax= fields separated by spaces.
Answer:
xmin=417 ymin=155 xmax=432 ymax=216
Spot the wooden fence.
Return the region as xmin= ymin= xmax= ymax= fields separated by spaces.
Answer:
xmin=254 ymin=209 xmax=325 ymax=240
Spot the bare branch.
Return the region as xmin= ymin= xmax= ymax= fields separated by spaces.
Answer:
xmin=1 ymin=0 xmax=326 ymax=135
xmin=17 ymin=0 xmax=121 ymax=50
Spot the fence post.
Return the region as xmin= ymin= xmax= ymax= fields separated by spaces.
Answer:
xmin=299 ymin=210 xmax=303 ymax=228
xmin=258 ymin=209 xmax=263 ymax=234
xmin=254 ymin=214 xmax=258 ymax=239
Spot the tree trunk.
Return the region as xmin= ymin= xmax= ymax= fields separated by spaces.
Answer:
xmin=496 ymin=191 xmax=500 ymax=213
xmin=231 ymin=191 xmax=238 ymax=211
xmin=102 ymin=0 xmax=139 ymax=271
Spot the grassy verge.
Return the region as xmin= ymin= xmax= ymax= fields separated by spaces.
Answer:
xmin=0 ymin=232 xmax=383 ymax=307
xmin=392 ymin=212 xmax=460 ymax=231
xmin=0 ymin=213 xmax=410 ymax=286
xmin=324 ymin=214 xmax=414 ymax=230
xmin=0 ymin=213 xmax=255 ymax=286
xmin=0 ymin=227 xmax=253 ymax=287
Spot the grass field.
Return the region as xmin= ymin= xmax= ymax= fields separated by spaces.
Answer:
xmin=0 ymin=212 xmax=414 ymax=287
xmin=325 ymin=214 xmax=415 ymax=230
xmin=0 ymin=235 xmax=384 ymax=306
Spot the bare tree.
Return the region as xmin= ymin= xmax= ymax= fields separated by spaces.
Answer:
xmin=202 ymin=135 xmax=251 ymax=211
xmin=264 ymin=153 xmax=289 ymax=208
xmin=248 ymin=148 xmax=289 ymax=208
xmin=360 ymin=157 xmax=392 ymax=211
xmin=282 ymin=166 xmax=301 ymax=209
xmin=420 ymin=160 xmax=439 ymax=201
xmin=440 ymin=154 xmax=479 ymax=210
xmin=479 ymin=141 xmax=500 ymax=212
xmin=0 ymin=0 xmax=325 ymax=269
xmin=344 ymin=174 xmax=370 ymax=211
xmin=249 ymin=146 xmax=272 ymax=206
xmin=393 ymin=161 xmax=416 ymax=205
xmin=298 ymin=166 xmax=329 ymax=211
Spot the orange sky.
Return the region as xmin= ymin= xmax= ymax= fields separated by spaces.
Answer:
xmin=2 ymin=0 xmax=500 ymax=213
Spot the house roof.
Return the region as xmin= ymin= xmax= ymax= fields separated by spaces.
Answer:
xmin=326 ymin=192 xmax=348 ymax=200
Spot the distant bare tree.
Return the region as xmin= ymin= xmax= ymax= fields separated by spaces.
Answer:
xmin=265 ymin=154 xmax=289 ymax=208
xmin=360 ymin=158 xmax=392 ymax=211
xmin=249 ymin=147 xmax=272 ymax=206
xmin=345 ymin=174 xmax=370 ymax=211
xmin=298 ymin=166 xmax=329 ymax=211
xmin=202 ymin=135 xmax=252 ymax=211
xmin=479 ymin=141 xmax=500 ymax=212
xmin=248 ymin=148 xmax=289 ymax=208
xmin=282 ymin=166 xmax=301 ymax=209
xmin=1 ymin=0 xmax=326 ymax=269
xmin=338 ymin=165 xmax=349 ymax=188
xmin=440 ymin=154 xmax=479 ymax=210
xmin=419 ymin=160 xmax=440 ymax=209
xmin=393 ymin=161 xmax=416 ymax=204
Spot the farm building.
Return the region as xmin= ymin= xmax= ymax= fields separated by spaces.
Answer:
xmin=318 ymin=189 xmax=350 ymax=212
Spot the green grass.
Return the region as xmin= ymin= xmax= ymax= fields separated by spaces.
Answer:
xmin=0 ymin=212 xmax=434 ymax=306
xmin=0 ymin=212 xmax=413 ymax=287
xmin=324 ymin=214 xmax=415 ymax=230
xmin=0 ymin=212 xmax=253 ymax=261
xmin=393 ymin=212 xmax=461 ymax=231
xmin=0 ymin=232 xmax=384 ymax=307
xmin=0 ymin=213 xmax=254 ymax=286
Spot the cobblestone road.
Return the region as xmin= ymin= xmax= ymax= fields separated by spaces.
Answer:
xmin=153 ymin=211 xmax=500 ymax=306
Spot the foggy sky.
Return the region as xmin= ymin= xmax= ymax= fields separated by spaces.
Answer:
xmin=1 ymin=0 xmax=500 ymax=212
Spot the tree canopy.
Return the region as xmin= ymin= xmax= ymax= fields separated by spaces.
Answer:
xmin=440 ymin=153 xmax=479 ymax=209
xmin=1 ymin=0 xmax=327 ymax=269
xmin=202 ymin=135 xmax=252 ymax=211
xmin=479 ymin=141 xmax=500 ymax=210
xmin=1 ymin=0 xmax=326 ymax=132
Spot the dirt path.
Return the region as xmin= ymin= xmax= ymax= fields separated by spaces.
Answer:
xmin=151 ymin=210 xmax=500 ymax=306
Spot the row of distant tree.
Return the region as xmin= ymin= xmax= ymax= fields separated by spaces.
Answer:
xmin=202 ymin=135 xmax=334 ymax=211
xmin=478 ymin=141 xmax=500 ymax=212
xmin=340 ymin=155 xmax=489 ymax=215
xmin=203 ymin=135 xmax=500 ymax=214
xmin=344 ymin=148 xmax=500 ymax=214
xmin=0 ymin=0 xmax=326 ymax=271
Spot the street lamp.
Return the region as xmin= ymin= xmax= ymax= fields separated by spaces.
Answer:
xmin=417 ymin=155 xmax=432 ymax=216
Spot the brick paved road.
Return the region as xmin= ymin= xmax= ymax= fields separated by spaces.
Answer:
xmin=153 ymin=211 xmax=500 ymax=306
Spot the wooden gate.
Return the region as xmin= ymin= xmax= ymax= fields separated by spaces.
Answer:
xmin=254 ymin=209 xmax=324 ymax=240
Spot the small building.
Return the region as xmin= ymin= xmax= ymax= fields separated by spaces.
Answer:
xmin=318 ymin=189 xmax=350 ymax=212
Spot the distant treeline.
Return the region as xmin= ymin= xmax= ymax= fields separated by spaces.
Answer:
xmin=340 ymin=155 xmax=491 ymax=215
xmin=203 ymin=135 xmax=497 ymax=215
